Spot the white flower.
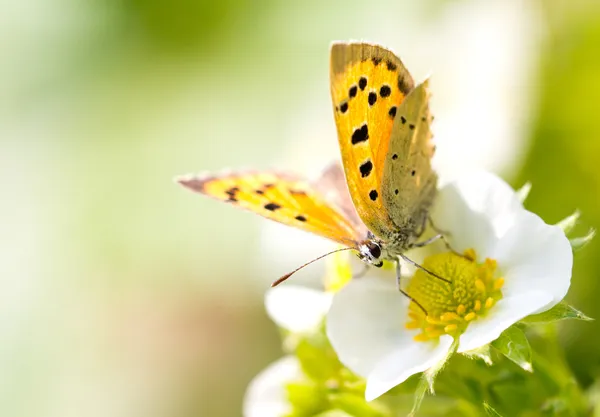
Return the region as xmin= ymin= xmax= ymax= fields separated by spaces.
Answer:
xmin=265 ymin=285 xmax=333 ymax=333
xmin=243 ymin=356 xmax=301 ymax=417
xmin=327 ymin=171 xmax=573 ymax=401
xmin=243 ymin=286 xmax=329 ymax=417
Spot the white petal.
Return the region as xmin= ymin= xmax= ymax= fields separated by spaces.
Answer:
xmin=265 ymin=286 xmax=332 ymax=332
xmin=327 ymin=277 xmax=414 ymax=377
xmin=431 ymin=172 xmax=522 ymax=259
xmin=243 ymin=356 xmax=300 ymax=417
xmin=490 ymin=210 xmax=573 ymax=309
xmin=365 ymin=335 xmax=454 ymax=401
xmin=458 ymin=291 xmax=552 ymax=353
xmin=446 ymin=172 xmax=523 ymax=228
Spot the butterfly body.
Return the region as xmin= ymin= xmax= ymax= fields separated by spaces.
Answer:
xmin=178 ymin=42 xmax=437 ymax=282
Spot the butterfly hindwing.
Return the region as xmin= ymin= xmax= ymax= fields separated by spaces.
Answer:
xmin=330 ymin=42 xmax=415 ymax=239
xmin=177 ymin=172 xmax=363 ymax=247
xmin=313 ymin=162 xmax=366 ymax=235
xmin=382 ymin=79 xmax=437 ymax=232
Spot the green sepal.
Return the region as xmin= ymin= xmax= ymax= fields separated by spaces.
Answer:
xmin=491 ymin=325 xmax=533 ymax=372
xmin=556 ymin=210 xmax=580 ymax=234
xmin=483 ymin=402 xmax=503 ymax=416
xmin=516 ymin=182 xmax=532 ymax=203
xmin=410 ymin=338 xmax=459 ymax=416
xmin=461 ymin=345 xmax=493 ymax=366
xmin=570 ymin=228 xmax=596 ymax=250
xmin=521 ymin=301 xmax=593 ymax=324
xmin=294 ymin=333 xmax=342 ymax=382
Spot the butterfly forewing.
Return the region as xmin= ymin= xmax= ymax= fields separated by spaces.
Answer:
xmin=382 ymin=80 xmax=437 ymax=232
xmin=330 ymin=42 xmax=415 ymax=239
xmin=178 ymin=172 xmax=363 ymax=247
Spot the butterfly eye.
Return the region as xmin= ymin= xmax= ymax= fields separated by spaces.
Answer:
xmin=366 ymin=241 xmax=382 ymax=259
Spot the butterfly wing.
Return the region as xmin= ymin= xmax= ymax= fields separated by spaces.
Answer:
xmin=313 ymin=162 xmax=366 ymax=233
xmin=330 ymin=42 xmax=415 ymax=239
xmin=381 ymin=79 xmax=437 ymax=233
xmin=177 ymin=171 xmax=363 ymax=247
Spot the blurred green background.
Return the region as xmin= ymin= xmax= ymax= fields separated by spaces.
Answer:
xmin=1 ymin=0 xmax=599 ymax=416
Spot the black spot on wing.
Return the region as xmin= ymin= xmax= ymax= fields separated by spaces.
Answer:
xmin=372 ymin=57 xmax=382 ymax=66
xmin=369 ymin=190 xmax=378 ymax=201
xmin=349 ymin=85 xmax=358 ymax=98
xmin=225 ymin=187 xmax=239 ymax=202
xmin=392 ymin=154 xmax=398 ymax=160
xmin=359 ymin=160 xmax=373 ymax=178
xmin=264 ymin=203 xmax=281 ymax=211
xmin=359 ymin=77 xmax=367 ymax=90
xmin=409 ymin=124 xmax=415 ymax=130
xmin=400 ymin=116 xmax=407 ymax=124
xmin=394 ymin=189 xmax=399 ymax=195
xmin=225 ymin=187 xmax=239 ymax=197
xmin=351 ymin=124 xmax=369 ymax=144
xmin=295 ymin=215 xmax=307 ymax=222
xmin=388 ymin=106 xmax=397 ymax=118
xmin=411 ymin=170 xmax=416 ymax=176
xmin=386 ymin=60 xmax=397 ymax=71
xmin=368 ymin=92 xmax=377 ymax=106
xmin=380 ymin=85 xmax=391 ymax=98
xmin=340 ymin=102 xmax=348 ymax=113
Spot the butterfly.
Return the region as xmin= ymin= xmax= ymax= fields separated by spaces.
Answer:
xmin=177 ymin=42 xmax=442 ymax=299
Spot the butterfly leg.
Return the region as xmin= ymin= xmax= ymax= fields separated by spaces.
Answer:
xmin=426 ymin=217 xmax=463 ymax=255
xmin=396 ymin=260 xmax=427 ymax=315
xmin=428 ymin=216 xmax=450 ymax=235
xmin=411 ymin=233 xmax=443 ymax=248
xmin=412 ymin=216 xmax=454 ymax=252
xmin=399 ymin=253 xmax=451 ymax=284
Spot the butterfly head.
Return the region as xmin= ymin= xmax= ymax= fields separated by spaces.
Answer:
xmin=357 ymin=240 xmax=384 ymax=268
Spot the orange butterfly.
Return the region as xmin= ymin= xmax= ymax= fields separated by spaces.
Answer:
xmin=177 ymin=42 xmax=444 ymax=301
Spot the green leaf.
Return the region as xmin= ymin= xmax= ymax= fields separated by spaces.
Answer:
xmin=555 ymin=209 xmax=580 ymax=234
xmin=491 ymin=326 xmax=533 ymax=372
xmin=521 ymin=301 xmax=593 ymax=324
xmin=516 ymin=182 xmax=532 ymax=203
xmin=483 ymin=402 xmax=503 ymax=416
xmin=570 ymin=228 xmax=596 ymax=250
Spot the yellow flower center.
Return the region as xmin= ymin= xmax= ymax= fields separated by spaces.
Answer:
xmin=405 ymin=249 xmax=504 ymax=342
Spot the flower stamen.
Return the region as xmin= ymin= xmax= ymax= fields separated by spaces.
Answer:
xmin=464 ymin=312 xmax=476 ymax=321
xmin=405 ymin=250 xmax=504 ymax=342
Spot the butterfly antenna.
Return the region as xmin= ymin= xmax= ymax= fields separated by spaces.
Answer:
xmin=271 ymin=247 xmax=356 ymax=287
